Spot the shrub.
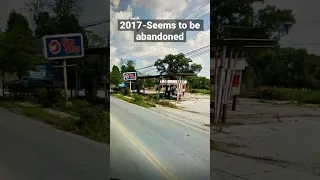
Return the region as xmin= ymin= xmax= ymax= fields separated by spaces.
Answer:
xmin=257 ymin=86 xmax=320 ymax=104
xmin=35 ymin=88 xmax=47 ymax=105
xmin=72 ymin=100 xmax=108 ymax=140
xmin=120 ymin=88 xmax=130 ymax=96
xmin=34 ymin=88 xmax=63 ymax=107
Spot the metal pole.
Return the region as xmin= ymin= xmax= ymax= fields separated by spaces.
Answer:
xmin=129 ymin=81 xmax=132 ymax=93
xmin=227 ymin=51 xmax=239 ymax=110
xmin=216 ymin=46 xmax=227 ymax=124
xmin=75 ymin=65 xmax=79 ymax=97
xmin=221 ymin=48 xmax=233 ymax=124
xmin=105 ymin=54 xmax=110 ymax=112
xmin=63 ymin=59 xmax=68 ymax=104
xmin=213 ymin=47 xmax=220 ymax=124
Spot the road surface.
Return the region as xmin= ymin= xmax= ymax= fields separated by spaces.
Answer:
xmin=0 ymin=107 xmax=109 ymax=180
xmin=110 ymin=96 xmax=210 ymax=180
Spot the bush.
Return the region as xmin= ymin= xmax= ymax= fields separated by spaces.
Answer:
xmin=120 ymin=88 xmax=130 ymax=96
xmin=34 ymin=88 xmax=63 ymax=107
xmin=72 ymin=100 xmax=109 ymax=140
xmin=132 ymin=94 xmax=143 ymax=103
xmin=35 ymin=88 xmax=47 ymax=105
xmin=257 ymin=86 xmax=320 ymax=104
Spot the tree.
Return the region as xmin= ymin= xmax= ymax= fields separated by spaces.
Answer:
xmin=211 ymin=1 xmax=295 ymax=39
xmin=110 ymin=65 xmax=122 ymax=86
xmin=256 ymin=5 xmax=296 ymax=39
xmin=187 ymin=76 xmax=210 ymax=90
xmin=154 ymin=53 xmax=202 ymax=75
xmin=120 ymin=59 xmax=136 ymax=73
xmin=3 ymin=11 xmax=42 ymax=80
xmin=86 ymin=30 xmax=106 ymax=48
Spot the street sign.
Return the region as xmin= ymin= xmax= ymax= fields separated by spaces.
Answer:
xmin=42 ymin=33 xmax=84 ymax=60
xmin=123 ymin=72 xmax=137 ymax=81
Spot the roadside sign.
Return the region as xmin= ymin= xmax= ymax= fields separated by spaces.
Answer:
xmin=42 ymin=33 xmax=84 ymax=60
xmin=123 ymin=72 xmax=137 ymax=81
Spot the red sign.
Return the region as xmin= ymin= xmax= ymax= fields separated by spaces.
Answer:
xmin=49 ymin=40 xmax=61 ymax=54
xmin=211 ymin=75 xmax=241 ymax=87
xmin=232 ymin=75 xmax=240 ymax=86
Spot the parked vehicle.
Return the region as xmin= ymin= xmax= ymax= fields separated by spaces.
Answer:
xmin=7 ymin=77 xmax=56 ymax=95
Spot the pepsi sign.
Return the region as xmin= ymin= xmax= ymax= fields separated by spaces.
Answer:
xmin=42 ymin=33 xmax=84 ymax=60
xmin=123 ymin=72 xmax=137 ymax=81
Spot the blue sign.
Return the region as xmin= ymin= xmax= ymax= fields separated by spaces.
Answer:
xmin=42 ymin=33 xmax=84 ymax=60
xmin=123 ymin=72 xmax=137 ymax=81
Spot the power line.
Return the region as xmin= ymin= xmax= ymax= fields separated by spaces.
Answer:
xmin=134 ymin=44 xmax=209 ymax=70
xmin=118 ymin=1 xmax=210 ymax=55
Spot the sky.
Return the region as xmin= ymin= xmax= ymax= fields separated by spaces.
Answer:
xmin=110 ymin=0 xmax=211 ymax=78
xmin=0 ymin=0 xmax=109 ymax=41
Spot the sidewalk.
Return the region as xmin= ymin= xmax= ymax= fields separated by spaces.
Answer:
xmin=149 ymin=106 xmax=210 ymax=132
xmin=211 ymin=150 xmax=320 ymax=180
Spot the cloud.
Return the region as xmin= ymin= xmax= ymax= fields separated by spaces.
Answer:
xmin=110 ymin=0 xmax=210 ymax=78
xmin=132 ymin=0 xmax=189 ymax=19
xmin=111 ymin=0 xmax=120 ymax=9
xmin=187 ymin=30 xmax=210 ymax=48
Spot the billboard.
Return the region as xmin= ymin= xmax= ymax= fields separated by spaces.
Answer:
xmin=42 ymin=33 xmax=84 ymax=60
xmin=123 ymin=72 xmax=137 ymax=81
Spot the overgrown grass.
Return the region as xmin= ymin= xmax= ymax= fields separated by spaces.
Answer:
xmin=243 ymin=87 xmax=320 ymax=104
xmin=0 ymin=95 xmax=110 ymax=144
xmin=112 ymin=92 xmax=179 ymax=108
xmin=186 ymin=89 xmax=210 ymax=94
xmin=20 ymin=105 xmax=110 ymax=144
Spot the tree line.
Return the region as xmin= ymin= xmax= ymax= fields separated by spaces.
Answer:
xmin=0 ymin=0 xmax=107 ymax=96
xmin=110 ymin=54 xmax=210 ymax=90
xmin=212 ymin=0 xmax=320 ymax=91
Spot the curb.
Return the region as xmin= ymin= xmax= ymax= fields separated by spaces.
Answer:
xmin=0 ymin=103 xmax=21 ymax=115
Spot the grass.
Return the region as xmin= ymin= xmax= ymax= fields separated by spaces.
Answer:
xmin=112 ymin=92 xmax=179 ymax=108
xmin=186 ymin=89 xmax=210 ymax=94
xmin=242 ymin=87 xmax=320 ymax=104
xmin=21 ymin=106 xmax=110 ymax=144
xmin=0 ymin=97 xmax=110 ymax=144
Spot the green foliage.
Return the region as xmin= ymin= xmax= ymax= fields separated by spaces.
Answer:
xmin=110 ymin=65 xmax=122 ymax=86
xmin=257 ymin=87 xmax=320 ymax=104
xmin=6 ymin=10 xmax=32 ymax=33
xmin=120 ymin=59 xmax=136 ymax=73
xmin=72 ymin=100 xmax=109 ymax=141
xmin=0 ymin=11 xmax=41 ymax=79
xmin=34 ymin=88 xmax=63 ymax=107
xmin=244 ymin=48 xmax=320 ymax=90
xmin=154 ymin=53 xmax=202 ymax=75
xmin=186 ymin=89 xmax=210 ymax=94
xmin=212 ymin=1 xmax=296 ymax=39
xmin=120 ymin=88 xmax=130 ymax=96
xmin=257 ymin=5 xmax=296 ymax=38
xmin=86 ymin=30 xmax=106 ymax=48
xmin=187 ymin=76 xmax=210 ymax=89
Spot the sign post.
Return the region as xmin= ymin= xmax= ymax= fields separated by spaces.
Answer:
xmin=63 ymin=59 xmax=68 ymax=102
xmin=123 ymin=72 xmax=137 ymax=93
xmin=42 ymin=33 xmax=84 ymax=105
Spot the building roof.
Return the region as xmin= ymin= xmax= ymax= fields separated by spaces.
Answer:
xmin=138 ymin=73 xmax=195 ymax=79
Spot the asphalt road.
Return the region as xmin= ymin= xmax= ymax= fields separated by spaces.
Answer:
xmin=0 ymin=107 xmax=109 ymax=180
xmin=110 ymin=96 xmax=210 ymax=180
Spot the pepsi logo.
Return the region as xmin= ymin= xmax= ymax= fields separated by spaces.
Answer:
xmin=49 ymin=40 xmax=61 ymax=54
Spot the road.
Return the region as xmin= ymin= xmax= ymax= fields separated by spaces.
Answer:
xmin=110 ymin=96 xmax=210 ymax=180
xmin=0 ymin=107 xmax=109 ymax=180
